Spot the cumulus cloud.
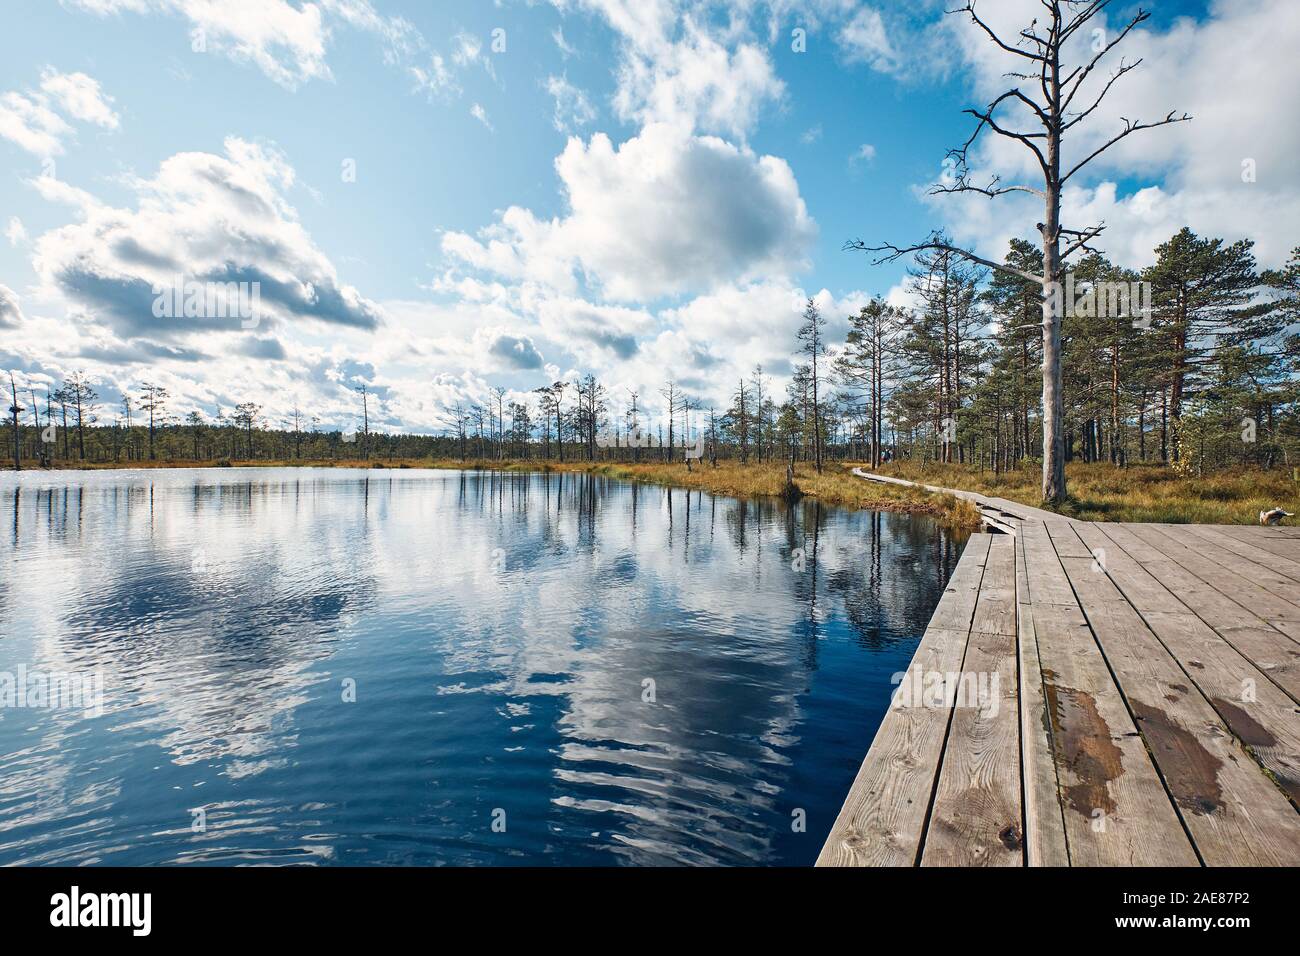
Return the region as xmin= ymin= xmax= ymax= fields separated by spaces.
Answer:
xmin=39 ymin=68 xmax=119 ymax=129
xmin=0 ymin=90 xmax=71 ymax=157
xmin=30 ymin=137 xmax=383 ymax=341
xmin=483 ymin=330 xmax=545 ymax=370
xmin=0 ymin=285 xmax=24 ymax=328
xmin=553 ymin=1 xmax=782 ymax=138
xmin=612 ymin=17 xmax=783 ymax=139
xmin=442 ymin=123 xmax=815 ymax=302
xmin=0 ymin=68 xmax=119 ymax=157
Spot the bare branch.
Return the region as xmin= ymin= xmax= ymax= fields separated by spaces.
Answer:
xmin=1063 ymin=58 xmax=1140 ymax=130
xmin=953 ymin=88 xmax=1051 ymax=176
xmin=1061 ymin=110 xmax=1192 ymax=183
xmin=953 ymin=1 xmax=1048 ymax=62
xmin=931 ymin=171 xmax=1046 ymax=200
xmin=1061 ymin=10 xmax=1149 ymax=113
xmin=1059 ymin=0 xmax=1113 ymax=44
xmin=845 ymin=236 xmax=1046 ymax=285
xmin=1060 ymin=224 xmax=1107 ymax=259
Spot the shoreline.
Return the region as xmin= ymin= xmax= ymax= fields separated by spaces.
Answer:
xmin=0 ymin=457 xmax=986 ymax=530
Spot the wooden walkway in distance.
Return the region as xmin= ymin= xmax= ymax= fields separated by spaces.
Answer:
xmin=817 ymin=506 xmax=1300 ymax=867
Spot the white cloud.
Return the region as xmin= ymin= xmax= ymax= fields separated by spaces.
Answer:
xmin=0 ymin=69 xmax=120 ymax=158
xmin=410 ymin=29 xmax=501 ymax=103
xmin=837 ymin=6 xmax=898 ymax=73
xmin=410 ymin=54 xmax=457 ymax=98
xmin=553 ymin=26 xmax=577 ymax=59
xmin=39 ymin=69 xmax=119 ymax=129
xmin=0 ymin=90 xmax=71 ymax=157
xmin=852 ymin=143 xmax=876 ymax=163
xmin=0 ymin=284 xmax=23 ymax=328
xmin=5 ymin=217 xmax=28 ymax=246
xmin=68 ymin=0 xmax=418 ymax=90
xmin=469 ymin=102 xmax=493 ymax=131
xmin=442 ymin=123 xmax=816 ymax=302
xmin=452 ymin=32 xmax=483 ymax=68
xmin=30 ymin=137 xmax=383 ymax=342
xmin=614 ymin=18 xmax=783 ymax=139
xmin=556 ymin=2 xmax=782 ymax=139
xmin=479 ymin=328 xmax=545 ymax=370
xmin=545 ymin=75 xmax=597 ymax=133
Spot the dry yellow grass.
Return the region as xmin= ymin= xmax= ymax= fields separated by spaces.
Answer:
xmin=28 ymin=455 xmax=1292 ymax=525
xmin=480 ymin=458 xmax=982 ymax=528
xmin=26 ymin=455 xmax=984 ymax=529
xmin=864 ymin=460 xmax=1300 ymax=525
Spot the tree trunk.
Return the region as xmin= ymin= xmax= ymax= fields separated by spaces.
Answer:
xmin=1040 ymin=52 xmax=1066 ymax=504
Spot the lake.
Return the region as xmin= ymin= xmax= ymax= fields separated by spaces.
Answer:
xmin=0 ymin=468 xmax=967 ymax=866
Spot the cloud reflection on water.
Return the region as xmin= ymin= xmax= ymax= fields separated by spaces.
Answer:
xmin=0 ymin=468 xmax=963 ymax=865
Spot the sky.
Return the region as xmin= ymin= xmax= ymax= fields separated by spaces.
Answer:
xmin=1 ymin=0 xmax=1296 ymax=436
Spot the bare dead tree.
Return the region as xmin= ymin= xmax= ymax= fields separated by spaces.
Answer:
xmin=7 ymin=372 xmax=22 ymax=471
xmin=137 ymin=382 xmax=169 ymax=461
xmin=355 ymin=384 xmax=371 ymax=461
xmin=847 ymin=0 xmax=1188 ymax=503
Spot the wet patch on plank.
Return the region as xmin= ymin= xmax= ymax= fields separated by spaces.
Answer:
xmin=1044 ymin=679 xmax=1123 ymax=818
xmin=1130 ymin=700 xmax=1223 ymax=816
xmin=1211 ymin=697 xmax=1299 ymax=803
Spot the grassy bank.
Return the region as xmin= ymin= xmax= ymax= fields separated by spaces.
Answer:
xmin=485 ymin=459 xmax=983 ymax=528
xmin=14 ymin=455 xmax=1295 ymax=525
xmin=9 ymin=456 xmax=985 ymax=529
xmin=864 ymin=460 xmax=1300 ymax=525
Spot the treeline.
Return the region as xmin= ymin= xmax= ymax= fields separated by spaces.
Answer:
xmin=871 ymin=229 xmax=1300 ymax=476
xmin=5 ymin=227 xmax=1298 ymax=475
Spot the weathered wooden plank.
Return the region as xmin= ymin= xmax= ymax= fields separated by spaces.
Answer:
xmin=1219 ymin=525 xmax=1300 ymax=548
xmin=1056 ymin=534 xmax=1300 ymax=866
xmin=1025 ymin=525 xmax=1196 ymax=866
xmin=1138 ymin=609 xmax=1300 ymax=808
xmin=849 ymin=469 xmax=1075 ymax=526
xmin=1032 ymin=601 xmax=1197 ymax=866
xmin=817 ymin=535 xmax=992 ymax=866
xmin=1274 ymin=620 xmax=1300 ymax=643
xmin=1072 ymin=523 xmax=1187 ymax=614
xmin=1020 ymin=520 xmax=1079 ymax=607
xmin=1179 ymin=524 xmax=1300 ymax=584
xmin=1095 ymin=524 xmax=1300 ymax=700
xmin=970 ymin=534 xmax=1016 ymax=637
xmin=1154 ymin=523 xmax=1300 ymax=615
xmin=1126 ymin=524 xmax=1300 ymax=626
xmin=921 ymin=627 xmax=1023 ymax=866
xmin=1073 ymin=523 xmax=1300 ymax=805
xmin=929 ymin=534 xmax=993 ymax=631
xmin=1046 ymin=520 xmax=1093 ymax=559
xmin=1015 ymin=530 xmax=1070 ymax=867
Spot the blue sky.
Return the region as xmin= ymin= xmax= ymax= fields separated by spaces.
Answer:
xmin=1 ymin=0 xmax=1294 ymax=434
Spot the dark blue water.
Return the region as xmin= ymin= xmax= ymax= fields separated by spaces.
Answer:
xmin=0 ymin=468 xmax=965 ymax=866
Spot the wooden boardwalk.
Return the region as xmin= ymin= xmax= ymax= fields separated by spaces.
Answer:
xmin=818 ymin=500 xmax=1300 ymax=867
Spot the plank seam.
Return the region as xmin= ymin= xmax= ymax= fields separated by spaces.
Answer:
xmin=1015 ymin=534 xmax=1071 ymax=866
